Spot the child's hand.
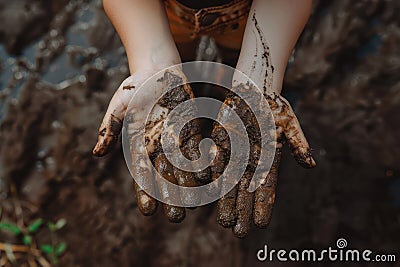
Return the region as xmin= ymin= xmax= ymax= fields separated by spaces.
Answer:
xmin=211 ymin=83 xmax=316 ymax=238
xmin=92 ymin=69 xmax=154 ymax=157
xmin=93 ymin=68 xmax=210 ymax=222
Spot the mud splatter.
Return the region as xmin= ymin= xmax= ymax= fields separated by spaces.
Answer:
xmin=251 ymin=13 xmax=273 ymax=94
xmin=123 ymin=85 xmax=135 ymax=90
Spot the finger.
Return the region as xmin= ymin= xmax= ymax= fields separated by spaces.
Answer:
xmin=174 ymin=120 xmax=207 ymax=206
xmin=92 ymin=112 xmax=123 ymax=156
xmin=173 ymin=167 xmax=200 ymax=207
xmin=215 ymin=93 xmax=256 ymax=236
xmin=267 ymin=93 xmax=316 ymax=168
xmin=212 ymin=100 xmax=237 ymax=227
xmin=217 ymin=185 xmax=238 ymax=228
xmin=130 ymin=137 xmax=157 ymax=216
xmin=232 ymin=172 xmax=255 ymax=238
xmin=209 ymin=118 xmax=231 ymax=196
xmin=211 ymin=124 xmax=235 ymax=225
xmin=154 ymin=154 xmax=186 ymax=223
xmin=93 ymin=86 xmax=128 ymax=156
xmin=144 ymin=102 xmax=186 ymax=221
xmin=232 ymin=133 xmax=262 ymax=238
xmin=214 ymin=137 xmax=237 ymax=228
xmin=159 ymin=72 xmax=209 ymax=204
xmin=254 ymin=146 xmax=282 ymax=228
xmin=284 ymin=111 xmax=316 ymax=168
xmin=209 ymin=142 xmax=228 ymax=196
xmin=133 ymin=181 xmax=157 ymax=216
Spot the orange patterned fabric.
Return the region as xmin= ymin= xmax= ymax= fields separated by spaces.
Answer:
xmin=164 ymin=0 xmax=252 ymax=50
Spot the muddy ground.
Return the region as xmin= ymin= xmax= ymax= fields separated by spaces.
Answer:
xmin=0 ymin=0 xmax=399 ymax=266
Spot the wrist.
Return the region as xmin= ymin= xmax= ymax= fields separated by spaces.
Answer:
xmin=126 ymin=41 xmax=181 ymax=75
xmin=232 ymin=64 xmax=282 ymax=95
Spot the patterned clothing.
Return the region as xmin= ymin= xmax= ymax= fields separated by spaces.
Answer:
xmin=164 ymin=0 xmax=252 ymax=49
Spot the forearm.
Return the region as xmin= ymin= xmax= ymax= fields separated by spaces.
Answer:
xmin=234 ymin=0 xmax=312 ymax=93
xmin=103 ymin=0 xmax=180 ymax=73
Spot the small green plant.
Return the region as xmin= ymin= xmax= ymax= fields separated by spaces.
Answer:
xmin=0 ymin=217 xmax=67 ymax=265
xmin=0 ymin=218 xmax=43 ymax=246
xmin=40 ymin=218 xmax=68 ymax=264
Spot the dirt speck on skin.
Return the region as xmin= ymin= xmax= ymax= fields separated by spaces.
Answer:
xmin=122 ymin=85 xmax=135 ymax=90
xmin=1 ymin=0 xmax=400 ymax=266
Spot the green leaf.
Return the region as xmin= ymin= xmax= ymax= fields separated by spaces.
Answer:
xmin=54 ymin=218 xmax=67 ymax=230
xmin=55 ymin=242 xmax=67 ymax=255
xmin=23 ymin=235 xmax=32 ymax=246
xmin=40 ymin=244 xmax=54 ymax=254
xmin=0 ymin=223 xmax=22 ymax=235
xmin=28 ymin=218 xmax=44 ymax=233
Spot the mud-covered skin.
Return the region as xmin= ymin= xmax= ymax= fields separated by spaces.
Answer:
xmin=138 ymin=70 xmax=211 ymax=213
xmin=265 ymin=92 xmax=315 ymax=168
xmin=93 ymin=114 xmax=122 ymax=156
xmin=131 ymin=136 xmax=158 ymax=216
xmin=93 ymin=68 xmax=210 ymax=219
xmin=212 ymin=83 xmax=316 ymax=238
xmin=133 ymin=181 xmax=158 ymax=216
xmin=146 ymin=71 xmax=210 ymax=208
xmin=157 ymin=72 xmax=192 ymax=110
xmin=154 ymin=154 xmax=185 ymax=223
xmin=212 ymin=87 xmax=262 ymax=237
xmin=211 ymin=12 xmax=316 ymax=238
xmin=253 ymin=146 xmax=281 ymax=228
